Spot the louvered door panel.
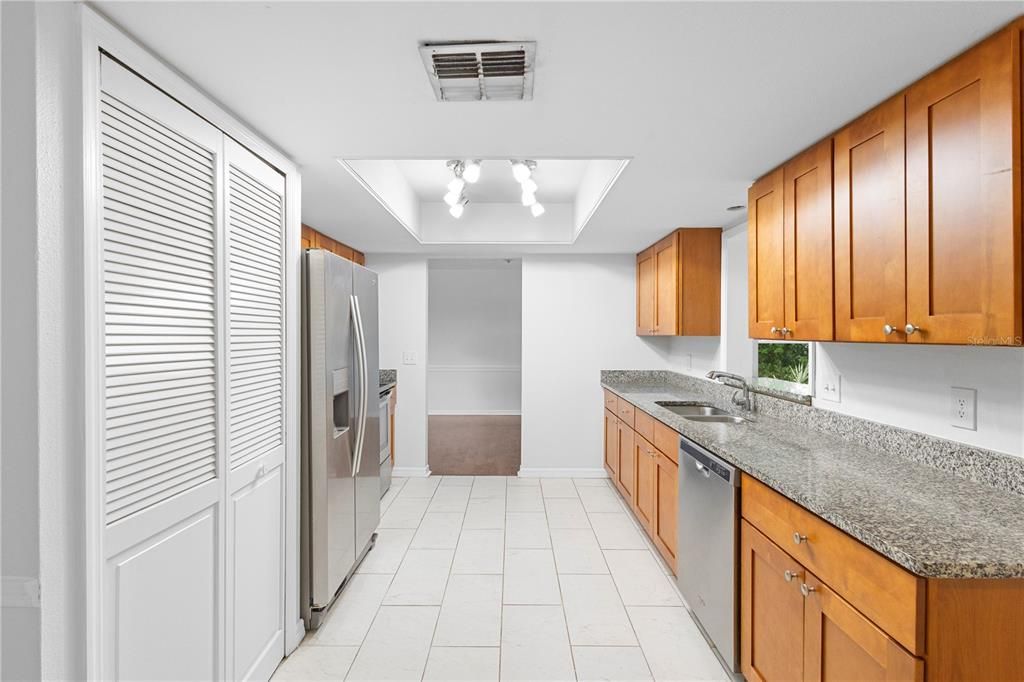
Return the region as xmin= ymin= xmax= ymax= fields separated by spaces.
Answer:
xmin=226 ymin=156 xmax=285 ymax=470
xmin=101 ymin=85 xmax=219 ymax=525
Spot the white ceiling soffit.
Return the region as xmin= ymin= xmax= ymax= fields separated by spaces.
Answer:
xmin=420 ymin=41 xmax=536 ymax=102
xmin=338 ymin=157 xmax=629 ymax=246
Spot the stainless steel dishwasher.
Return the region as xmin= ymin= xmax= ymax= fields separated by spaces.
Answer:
xmin=677 ymin=435 xmax=740 ymax=675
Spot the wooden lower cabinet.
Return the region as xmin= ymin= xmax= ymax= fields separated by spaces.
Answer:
xmin=603 ymin=409 xmax=619 ymax=479
xmin=741 ymin=521 xmax=808 ymax=682
xmin=616 ymin=421 xmax=635 ymax=502
xmin=601 ymin=392 xmax=679 ymax=572
xmin=804 ymin=575 xmax=923 ymax=682
xmin=741 ymin=521 xmax=922 ymax=682
xmin=652 ymin=451 xmax=678 ymax=572
xmin=633 ymin=437 xmax=657 ymax=531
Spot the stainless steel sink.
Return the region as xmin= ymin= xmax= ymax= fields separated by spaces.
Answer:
xmin=682 ymin=414 xmax=750 ymax=424
xmin=654 ymin=402 xmax=750 ymax=424
xmin=654 ymin=403 xmax=729 ymax=417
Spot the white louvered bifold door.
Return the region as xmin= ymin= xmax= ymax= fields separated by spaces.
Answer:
xmin=223 ymin=138 xmax=287 ymax=682
xmin=99 ymin=57 xmax=225 ymax=682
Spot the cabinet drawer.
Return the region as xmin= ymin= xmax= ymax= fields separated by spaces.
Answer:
xmin=603 ymin=389 xmax=618 ymax=411
xmin=653 ymin=419 xmax=679 ymax=464
xmin=634 ymin=410 xmax=655 ymax=442
xmin=741 ymin=474 xmax=924 ymax=655
xmin=616 ymin=398 xmax=635 ymax=428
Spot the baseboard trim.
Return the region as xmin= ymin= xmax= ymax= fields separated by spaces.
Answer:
xmin=285 ymin=618 xmax=305 ymax=654
xmin=517 ymin=467 xmax=610 ymax=479
xmin=429 ymin=410 xmax=522 ymax=416
xmin=392 ymin=465 xmax=431 ymax=478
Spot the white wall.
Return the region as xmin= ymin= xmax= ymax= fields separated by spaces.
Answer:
xmin=2 ymin=4 xmax=86 ymax=679
xmin=814 ymin=344 xmax=1024 ymax=456
xmin=520 ymin=255 xmax=719 ymax=475
xmin=721 ymin=226 xmax=1024 ymax=457
xmin=367 ymin=255 xmax=431 ymax=475
xmin=428 ymin=260 xmax=522 ymax=414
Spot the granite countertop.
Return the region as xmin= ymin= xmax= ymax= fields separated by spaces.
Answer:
xmin=601 ymin=377 xmax=1024 ymax=579
xmin=379 ymin=368 xmax=396 ymax=393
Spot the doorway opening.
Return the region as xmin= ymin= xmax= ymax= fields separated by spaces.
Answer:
xmin=427 ymin=258 xmax=522 ymax=475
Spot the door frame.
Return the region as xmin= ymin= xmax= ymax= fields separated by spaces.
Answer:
xmin=80 ymin=7 xmax=303 ymax=678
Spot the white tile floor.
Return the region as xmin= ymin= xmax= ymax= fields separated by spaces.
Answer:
xmin=273 ymin=476 xmax=729 ymax=682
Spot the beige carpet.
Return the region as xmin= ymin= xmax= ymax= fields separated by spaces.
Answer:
xmin=428 ymin=415 xmax=521 ymax=476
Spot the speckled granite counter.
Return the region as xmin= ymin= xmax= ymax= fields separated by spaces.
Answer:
xmin=601 ymin=370 xmax=1024 ymax=579
xmin=379 ymin=368 xmax=396 ymax=393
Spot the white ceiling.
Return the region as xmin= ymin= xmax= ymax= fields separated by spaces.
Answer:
xmin=95 ymin=1 xmax=1022 ymax=255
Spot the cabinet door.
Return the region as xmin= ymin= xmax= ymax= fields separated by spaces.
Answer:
xmin=633 ymin=437 xmax=657 ymax=531
xmin=741 ymin=521 xmax=806 ymax=682
xmin=834 ymin=96 xmax=907 ymax=343
xmin=604 ymin=409 xmax=619 ymax=478
xmin=301 ymin=224 xmax=316 ymax=250
xmin=748 ymin=169 xmax=786 ymax=339
xmin=803 ymin=575 xmax=923 ymax=682
xmin=653 ymin=233 xmax=679 ymax=335
xmin=784 ymin=139 xmax=834 ymax=340
xmin=616 ymin=422 xmax=635 ymax=502
xmin=652 ymin=450 xmax=678 ymax=572
xmin=906 ymin=27 xmax=1021 ymax=345
xmin=636 ymin=247 xmax=656 ymax=335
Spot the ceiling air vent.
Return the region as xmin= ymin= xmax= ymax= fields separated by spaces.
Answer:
xmin=419 ymin=40 xmax=536 ymax=102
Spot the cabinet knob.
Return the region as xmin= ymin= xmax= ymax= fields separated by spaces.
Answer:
xmin=780 ymin=327 xmax=791 ymax=337
xmin=904 ymin=323 xmax=920 ymax=335
xmin=784 ymin=570 xmax=799 ymax=583
xmin=883 ymin=324 xmax=898 ymax=336
xmin=800 ymin=583 xmax=816 ymax=597
xmin=793 ymin=532 xmax=807 ymax=545
xmin=770 ymin=326 xmax=779 ymax=335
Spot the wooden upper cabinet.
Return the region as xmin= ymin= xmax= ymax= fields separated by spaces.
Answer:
xmin=636 ymin=246 xmax=656 ymax=335
xmin=653 ymin=234 xmax=680 ymax=335
xmin=302 ymin=223 xmax=365 ymax=265
xmin=906 ymin=26 xmax=1022 ymax=345
xmin=300 ymin=224 xmax=316 ymax=250
xmin=834 ymin=95 xmax=907 ymax=343
xmin=637 ymin=228 xmax=721 ymax=336
xmin=783 ymin=139 xmax=834 ymax=341
xmin=803 ymin=576 xmax=924 ymax=682
xmin=748 ymin=169 xmax=786 ymax=339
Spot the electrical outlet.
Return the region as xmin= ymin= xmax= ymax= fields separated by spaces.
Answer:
xmin=950 ymin=387 xmax=977 ymax=430
xmin=402 ymin=351 xmax=417 ymax=366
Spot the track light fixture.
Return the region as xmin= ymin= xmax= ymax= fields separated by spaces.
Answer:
xmin=511 ymin=160 xmax=543 ymax=218
xmin=445 ymin=160 xmax=468 ymax=218
xmin=463 ymin=160 xmax=482 ymax=184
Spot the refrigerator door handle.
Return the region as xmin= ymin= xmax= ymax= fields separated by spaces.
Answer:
xmin=351 ymin=293 xmax=369 ymax=476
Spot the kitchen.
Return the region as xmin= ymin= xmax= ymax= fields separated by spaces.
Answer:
xmin=2 ymin=2 xmax=1023 ymax=682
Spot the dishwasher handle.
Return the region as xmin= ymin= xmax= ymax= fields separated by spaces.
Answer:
xmin=679 ymin=436 xmax=738 ymax=486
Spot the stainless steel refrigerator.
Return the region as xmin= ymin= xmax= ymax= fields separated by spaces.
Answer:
xmin=301 ymin=249 xmax=381 ymax=629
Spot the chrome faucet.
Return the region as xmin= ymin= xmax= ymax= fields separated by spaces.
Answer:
xmin=706 ymin=370 xmax=753 ymax=411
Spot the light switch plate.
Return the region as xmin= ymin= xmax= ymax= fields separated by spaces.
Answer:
xmin=950 ymin=387 xmax=977 ymax=430
xmin=818 ymin=369 xmax=841 ymax=403
xmin=402 ymin=351 xmax=417 ymax=365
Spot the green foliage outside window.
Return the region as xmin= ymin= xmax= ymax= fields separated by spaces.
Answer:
xmin=757 ymin=342 xmax=810 ymax=385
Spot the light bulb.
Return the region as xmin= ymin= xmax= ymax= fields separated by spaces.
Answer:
xmin=444 ymin=190 xmax=462 ymax=207
xmin=511 ymin=161 xmax=531 ymax=183
xmin=530 ymin=202 xmax=545 ymax=217
xmin=449 ymin=201 xmax=466 ymax=218
xmin=447 ymin=176 xmax=466 ymax=194
xmin=463 ymin=160 xmax=481 ymax=184
xmin=520 ymin=178 xmax=538 ymax=194
xmin=521 ymin=191 xmax=536 ymax=207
